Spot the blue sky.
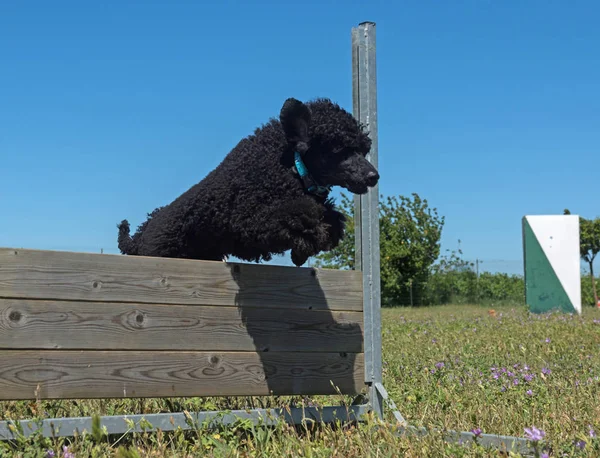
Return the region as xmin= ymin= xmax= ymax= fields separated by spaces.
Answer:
xmin=1 ymin=0 xmax=598 ymax=275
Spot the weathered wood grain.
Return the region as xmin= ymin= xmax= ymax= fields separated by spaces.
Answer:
xmin=0 ymin=299 xmax=364 ymax=352
xmin=0 ymin=248 xmax=362 ymax=311
xmin=0 ymin=351 xmax=365 ymax=400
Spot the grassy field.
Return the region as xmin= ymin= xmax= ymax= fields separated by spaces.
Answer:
xmin=2 ymin=304 xmax=600 ymax=457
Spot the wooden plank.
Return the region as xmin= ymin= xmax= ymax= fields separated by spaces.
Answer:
xmin=0 ymin=248 xmax=362 ymax=311
xmin=0 ymin=299 xmax=364 ymax=352
xmin=0 ymin=351 xmax=365 ymax=400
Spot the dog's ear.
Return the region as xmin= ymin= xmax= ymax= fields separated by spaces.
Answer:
xmin=280 ymin=98 xmax=311 ymax=154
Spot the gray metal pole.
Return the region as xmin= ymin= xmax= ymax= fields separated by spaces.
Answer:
xmin=352 ymin=21 xmax=383 ymax=419
xmin=351 ymin=29 xmax=363 ymax=273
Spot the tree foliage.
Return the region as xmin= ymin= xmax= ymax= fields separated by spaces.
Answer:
xmin=580 ymin=217 xmax=600 ymax=305
xmin=311 ymin=193 xmax=357 ymax=270
xmin=313 ymin=192 xmax=445 ymax=305
xmin=564 ymin=209 xmax=600 ymax=305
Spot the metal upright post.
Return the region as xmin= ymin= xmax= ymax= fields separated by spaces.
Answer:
xmin=352 ymin=21 xmax=383 ymax=419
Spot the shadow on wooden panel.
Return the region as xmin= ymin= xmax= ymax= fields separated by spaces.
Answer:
xmin=230 ymin=263 xmax=364 ymax=396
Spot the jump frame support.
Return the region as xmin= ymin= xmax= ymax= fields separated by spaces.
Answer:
xmin=351 ymin=21 xmax=536 ymax=457
xmin=0 ymin=21 xmax=539 ymax=457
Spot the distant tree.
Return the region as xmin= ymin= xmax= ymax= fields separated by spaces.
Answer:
xmin=313 ymin=192 xmax=445 ymax=305
xmin=580 ymin=218 xmax=600 ymax=305
xmin=424 ymin=248 xmax=476 ymax=305
xmin=311 ymin=193 xmax=356 ymax=271
xmin=564 ymin=209 xmax=600 ymax=305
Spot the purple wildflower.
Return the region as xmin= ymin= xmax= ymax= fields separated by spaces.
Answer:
xmin=513 ymin=378 xmax=519 ymax=385
xmin=524 ymin=373 xmax=534 ymax=382
xmin=524 ymin=426 xmax=545 ymax=442
xmin=541 ymin=453 xmax=549 ymax=458
xmin=526 ymin=390 xmax=533 ymax=396
xmin=46 ymin=451 xmax=55 ymax=458
xmin=435 ymin=362 xmax=445 ymax=369
xmin=62 ymin=446 xmax=75 ymax=458
xmin=542 ymin=367 xmax=551 ymax=375
xmin=589 ymin=425 xmax=596 ymax=438
xmin=470 ymin=428 xmax=482 ymax=437
xmin=545 ymin=338 xmax=551 ymax=343
xmin=575 ymin=439 xmax=586 ymax=450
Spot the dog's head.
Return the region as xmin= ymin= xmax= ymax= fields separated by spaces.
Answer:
xmin=280 ymin=97 xmax=379 ymax=195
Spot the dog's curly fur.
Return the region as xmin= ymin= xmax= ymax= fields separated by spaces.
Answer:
xmin=117 ymin=97 xmax=379 ymax=266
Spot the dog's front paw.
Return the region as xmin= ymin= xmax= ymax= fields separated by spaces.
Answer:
xmin=291 ymin=248 xmax=310 ymax=267
xmin=290 ymin=234 xmax=321 ymax=266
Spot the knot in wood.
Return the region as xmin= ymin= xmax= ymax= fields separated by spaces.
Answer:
xmin=92 ymin=281 xmax=101 ymax=289
xmin=160 ymin=277 xmax=167 ymax=286
xmin=209 ymin=355 xmax=220 ymax=365
xmin=135 ymin=313 xmax=144 ymax=324
xmin=9 ymin=310 xmax=22 ymax=322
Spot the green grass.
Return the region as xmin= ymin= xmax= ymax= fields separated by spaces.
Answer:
xmin=2 ymin=304 xmax=600 ymax=457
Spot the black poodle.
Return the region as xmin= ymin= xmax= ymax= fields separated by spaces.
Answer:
xmin=117 ymin=97 xmax=379 ymax=267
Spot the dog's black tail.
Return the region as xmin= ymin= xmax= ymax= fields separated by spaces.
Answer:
xmin=117 ymin=219 xmax=137 ymax=255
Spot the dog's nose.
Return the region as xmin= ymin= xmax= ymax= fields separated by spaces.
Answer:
xmin=366 ymin=171 xmax=379 ymax=186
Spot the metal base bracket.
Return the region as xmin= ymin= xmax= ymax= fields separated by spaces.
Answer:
xmin=0 ymin=404 xmax=369 ymax=441
xmin=397 ymin=425 xmax=538 ymax=457
xmin=364 ymin=382 xmax=538 ymax=457
xmin=374 ymin=382 xmax=406 ymax=426
xmin=0 ymin=389 xmax=541 ymax=457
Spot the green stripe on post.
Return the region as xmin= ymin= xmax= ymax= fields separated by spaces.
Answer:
xmin=523 ymin=217 xmax=577 ymax=314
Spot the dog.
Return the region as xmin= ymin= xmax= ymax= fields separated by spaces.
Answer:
xmin=117 ymin=97 xmax=379 ymax=267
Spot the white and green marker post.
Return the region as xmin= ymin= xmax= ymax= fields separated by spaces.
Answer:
xmin=522 ymin=215 xmax=582 ymax=314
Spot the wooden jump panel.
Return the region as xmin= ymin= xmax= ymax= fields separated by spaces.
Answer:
xmin=0 ymin=247 xmax=366 ymax=400
xmin=0 ymin=248 xmax=362 ymax=312
xmin=0 ymin=351 xmax=365 ymax=400
xmin=0 ymin=299 xmax=364 ymax=352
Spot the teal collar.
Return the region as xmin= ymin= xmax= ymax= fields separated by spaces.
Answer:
xmin=293 ymin=151 xmax=331 ymax=198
